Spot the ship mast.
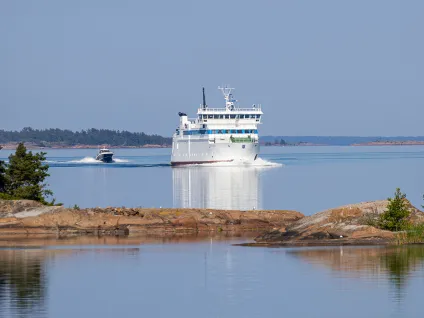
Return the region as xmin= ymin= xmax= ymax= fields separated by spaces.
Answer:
xmin=202 ymin=87 xmax=207 ymax=109
xmin=218 ymin=86 xmax=236 ymax=110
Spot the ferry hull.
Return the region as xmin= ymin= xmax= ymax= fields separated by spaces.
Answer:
xmin=171 ymin=141 xmax=259 ymax=165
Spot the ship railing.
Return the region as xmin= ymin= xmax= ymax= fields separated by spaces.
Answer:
xmin=197 ymin=106 xmax=262 ymax=113
xmin=230 ymin=136 xmax=257 ymax=143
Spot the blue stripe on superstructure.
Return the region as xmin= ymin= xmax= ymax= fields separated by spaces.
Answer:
xmin=183 ymin=129 xmax=258 ymax=135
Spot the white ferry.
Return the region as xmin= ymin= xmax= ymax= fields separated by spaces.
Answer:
xmin=171 ymin=86 xmax=263 ymax=165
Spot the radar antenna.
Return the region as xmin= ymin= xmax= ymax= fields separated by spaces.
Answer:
xmin=218 ymin=85 xmax=236 ymax=110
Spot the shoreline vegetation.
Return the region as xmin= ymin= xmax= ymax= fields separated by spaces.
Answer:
xmin=1 ymin=128 xmax=424 ymax=149
xmin=0 ymin=127 xmax=171 ymax=149
xmin=262 ymin=136 xmax=424 ymax=147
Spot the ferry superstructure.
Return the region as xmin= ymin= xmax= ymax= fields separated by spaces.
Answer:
xmin=171 ymin=86 xmax=263 ymax=165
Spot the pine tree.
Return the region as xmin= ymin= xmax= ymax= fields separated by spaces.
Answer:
xmin=4 ymin=143 xmax=52 ymax=203
xmin=0 ymin=160 xmax=6 ymax=193
xmin=379 ymin=188 xmax=410 ymax=231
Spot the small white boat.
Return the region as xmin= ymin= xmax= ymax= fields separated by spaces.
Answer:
xmin=95 ymin=148 xmax=114 ymax=163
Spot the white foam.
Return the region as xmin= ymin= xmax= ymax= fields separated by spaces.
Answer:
xmin=113 ymin=158 xmax=129 ymax=163
xmin=187 ymin=157 xmax=283 ymax=168
xmin=70 ymin=157 xmax=100 ymax=163
xmin=61 ymin=157 xmax=130 ymax=164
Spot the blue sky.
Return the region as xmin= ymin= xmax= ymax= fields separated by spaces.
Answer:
xmin=1 ymin=0 xmax=423 ymax=136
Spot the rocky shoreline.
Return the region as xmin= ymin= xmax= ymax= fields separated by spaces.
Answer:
xmin=245 ymin=200 xmax=424 ymax=246
xmin=0 ymin=199 xmax=303 ymax=237
xmin=1 ymin=199 xmax=423 ymax=246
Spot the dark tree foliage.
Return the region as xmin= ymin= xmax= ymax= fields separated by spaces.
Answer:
xmin=0 ymin=160 xmax=6 ymax=193
xmin=0 ymin=127 xmax=171 ymax=147
xmin=0 ymin=143 xmax=52 ymax=204
xmin=379 ymin=188 xmax=411 ymax=231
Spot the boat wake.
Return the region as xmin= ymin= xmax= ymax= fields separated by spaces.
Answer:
xmin=67 ymin=157 xmax=129 ymax=164
xmin=69 ymin=157 xmax=100 ymax=164
xmin=44 ymin=157 xmax=169 ymax=168
xmin=182 ymin=157 xmax=283 ymax=168
xmin=113 ymin=158 xmax=129 ymax=163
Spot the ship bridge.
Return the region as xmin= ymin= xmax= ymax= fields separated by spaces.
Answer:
xmin=175 ymin=86 xmax=262 ymax=135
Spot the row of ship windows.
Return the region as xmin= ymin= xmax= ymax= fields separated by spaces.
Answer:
xmin=181 ymin=129 xmax=258 ymax=135
xmin=199 ymin=114 xmax=261 ymax=120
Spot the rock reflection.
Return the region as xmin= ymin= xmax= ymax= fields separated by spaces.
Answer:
xmin=172 ymin=166 xmax=265 ymax=210
xmin=0 ymin=250 xmax=48 ymax=317
xmin=289 ymin=246 xmax=424 ymax=301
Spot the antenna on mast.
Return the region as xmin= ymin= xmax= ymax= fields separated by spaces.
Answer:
xmin=218 ymin=85 xmax=236 ymax=110
xmin=202 ymin=87 xmax=207 ymax=109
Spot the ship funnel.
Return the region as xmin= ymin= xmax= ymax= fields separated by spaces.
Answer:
xmin=202 ymin=87 xmax=207 ymax=109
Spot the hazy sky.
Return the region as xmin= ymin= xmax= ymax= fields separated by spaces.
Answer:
xmin=1 ymin=0 xmax=423 ymax=136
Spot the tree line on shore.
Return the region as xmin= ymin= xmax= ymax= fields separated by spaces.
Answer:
xmin=0 ymin=127 xmax=171 ymax=147
xmin=0 ymin=143 xmax=54 ymax=204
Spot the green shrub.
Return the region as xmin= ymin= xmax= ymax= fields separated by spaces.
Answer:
xmin=395 ymin=223 xmax=424 ymax=244
xmin=379 ymin=188 xmax=410 ymax=231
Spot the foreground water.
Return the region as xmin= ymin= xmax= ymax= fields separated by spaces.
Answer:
xmin=0 ymin=237 xmax=423 ymax=318
xmin=1 ymin=146 xmax=423 ymax=214
xmin=1 ymin=146 xmax=424 ymax=317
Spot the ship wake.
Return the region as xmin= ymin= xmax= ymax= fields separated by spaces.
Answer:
xmin=184 ymin=157 xmax=282 ymax=168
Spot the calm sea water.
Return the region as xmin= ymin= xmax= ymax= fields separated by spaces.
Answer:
xmin=1 ymin=146 xmax=423 ymax=214
xmin=1 ymin=146 xmax=424 ymax=317
xmin=0 ymin=238 xmax=423 ymax=318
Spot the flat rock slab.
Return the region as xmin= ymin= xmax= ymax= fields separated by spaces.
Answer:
xmin=0 ymin=199 xmax=304 ymax=237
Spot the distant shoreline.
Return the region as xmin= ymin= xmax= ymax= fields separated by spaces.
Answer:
xmin=2 ymin=141 xmax=424 ymax=150
xmin=0 ymin=142 xmax=171 ymax=150
xmin=261 ymin=141 xmax=424 ymax=147
xmin=350 ymin=141 xmax=424 ymax=146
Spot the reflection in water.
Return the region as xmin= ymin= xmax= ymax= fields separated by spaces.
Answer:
xmin=380 ymin=246 xmax=424 ymax=301
xmin=172 ymin=166 xmax=266 ymax=210
xmin=0 ymin=247 xmax=141 ymax=318
xmin=289 ymin=246 xmax=424 ymax=302
xmin=0 ymin=250 xmax=47 ymax=318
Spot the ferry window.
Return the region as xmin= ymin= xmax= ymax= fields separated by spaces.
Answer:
xmin=224 ymin=130 xmax=228 ymax=133
xmin=230 ymin=115 xmax=236 ymax=119
xmin=208 ymin=115 xmax=213 ymax=119
xmin=203 ymin=115 xmax=207 ymax=119
xmin=250 ymin=114 xmax=255 ymax=119
xmin=214 ymin=115 xmax=219 ymax=119
xmin=203 ymin=124 xmax=206 ymax=128
xmin=237 ymin=130 xmax=242 ymax=134
xmin=225 ymin=115 xmax=229 ymax=119
xmin=219 ymin=115 xmax=224 ymax=119
xmin=256 ymin=114 xmax=261 ymax=119
xmin=240 ymin=115 xmax=244 ymax=119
